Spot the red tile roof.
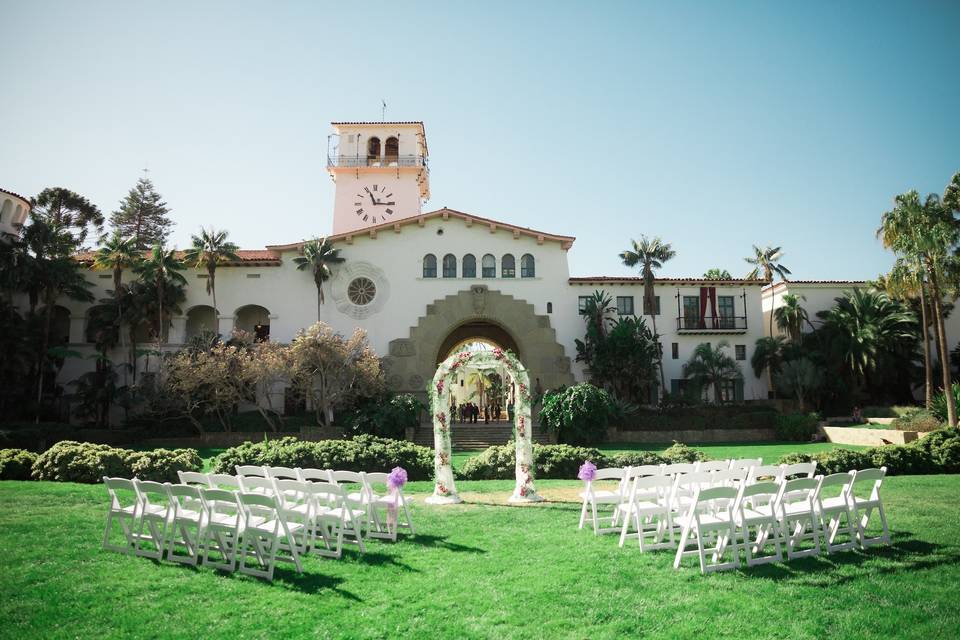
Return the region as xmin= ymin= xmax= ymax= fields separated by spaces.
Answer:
xmin=75 ymin=249 xmax=280 ymax=266
xmin=0 ymin=187 xmax=31 ymax=203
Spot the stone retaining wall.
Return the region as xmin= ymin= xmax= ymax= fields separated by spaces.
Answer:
xmin=607 ymin=427 xmax=776 ymax=443
xmin=818 ymin=425 xmax=919 ymax=446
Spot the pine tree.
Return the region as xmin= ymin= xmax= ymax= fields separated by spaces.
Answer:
xmin=109 ymin=177 xmax=173 ymax=250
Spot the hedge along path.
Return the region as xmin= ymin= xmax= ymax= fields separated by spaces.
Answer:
xmin=427 ymin=348 xmax=542 ymax=505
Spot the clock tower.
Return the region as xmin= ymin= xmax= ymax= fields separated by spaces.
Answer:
xmin=327 ymin=121 xmax=430 ymax=234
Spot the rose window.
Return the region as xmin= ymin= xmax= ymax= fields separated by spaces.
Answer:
xmin=347 ymin=277 xmax=377 ymax=306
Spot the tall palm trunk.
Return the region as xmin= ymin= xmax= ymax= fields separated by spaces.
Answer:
xmin=35 ymin=291 xmax=55 ymax=423
xmin=644 ymin=284 xmax=666 ymax=396
xmin=156 ymin=274 xmax=164 ymax=370
xmin=918 ymin=276 xmax=934 ymax=408
xmin=315 ymin=273 xmax=324 ymax=321
xmin=208 ymin=264 xmax=219 ymax=336
xmin=927 ymin=261 xmax=956 ymax=426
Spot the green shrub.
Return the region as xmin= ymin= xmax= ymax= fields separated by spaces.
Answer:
xmin=211 ymin=435 xmax=434 ymax=480
xmin=775 ymin=412 xmax=820 ymax=442
xmin=776 ymin=452 xmax=815 ymax=466
xmin=619 ymin=405 xmax=779 ymax=432
xmin=0 ymin=449 xmax=38 ymax=480
xmin=459 ymin=442 xmax=605 ymax=481
xmin=862 ymin=405 xmax=917 ymax=419
xmin=931 ymin=383 xmax=960 ymax=423
xmin=811 ymin=448 xmax=875 ymax=475
xmin=346 ymin=394 xmax=424 ymax=439
xmin=870 ymin=445 xmax=935 ymax=475
xmin=0 ymin=423 xmax=79 ymax=452
xmin=661 ymin=442 xmax=710 ymax=463
xmin=890 ymin=409 xmax=943 ymax=433
xmin=31 ymin=441 xmax=202 ymax=483
xmin=607 ymin=451 xmax=668 ymax=468
xmin=538 ymin=383 xmax=614 ymax=445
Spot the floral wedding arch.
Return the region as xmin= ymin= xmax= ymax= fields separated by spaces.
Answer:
xmin=425 ymin=348 xmax=542 ymax=504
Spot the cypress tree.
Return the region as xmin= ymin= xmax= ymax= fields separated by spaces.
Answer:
xmin=109 ymin=177 xmax=173 ymax=250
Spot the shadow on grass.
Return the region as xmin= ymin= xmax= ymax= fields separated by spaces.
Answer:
xmin=737 ymin=532 xmax=960 ymax=584
xmin=269 ymin=567 xmax=363 ymax=599
xmin=409 ymin=533 xmax=487 ymax=554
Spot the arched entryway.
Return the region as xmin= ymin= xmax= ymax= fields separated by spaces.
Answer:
xmin=426 ymin=348 xmax=542 ymax=505
xmin=436 ymin=320 xmax=520 ymax=365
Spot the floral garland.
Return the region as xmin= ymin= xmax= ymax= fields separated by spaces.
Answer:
xmin=426 ymin=347 xmax=540 ymax=503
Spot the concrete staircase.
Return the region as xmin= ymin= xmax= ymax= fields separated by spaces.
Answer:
xmin=410 ymin=422 xmax=551 ymax=450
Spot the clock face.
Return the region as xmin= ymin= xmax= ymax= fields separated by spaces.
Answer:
xmin=353 ymin=184 xmax=396 ymax=224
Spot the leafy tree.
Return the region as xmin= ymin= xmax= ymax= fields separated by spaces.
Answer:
xmin=703 ymin=268 xmax=732 ymax=279
xmin=164 ymin=343 xmax=254 ymax=433
xmin=109 ymin=177 xmax=173 ymax=250
xmin=774 ymin=293 xmax=809 ymax=343
xmin=576 ymin=315 xmax=660 ymax=404
xmin=32 ymin=187 xmax=104 ymax=249
xmin=683 ymin=340 xmax=743 ymax=405
xmin=538 ymin=383 xmax=615 ymax=445
xmin=879 ymin=187 xmax=958 ymax=425
xmin=92 ymin=230 xmax=138 ymax=333
xmin=242 ymin=340 xmax=293 ymax=431
xmin=133 ymin=243 xmax=187 ymax=358
xmin=183 ymin=227 xmax=239 ymax=334
xmin=619 ymin=236 xmax=675 ymax=393
xmin=745 ymin=244 xmax=790 ymax=337
xmin=751 ymin=336 xmax=787 ymax=379
xmin=774 ymin=357 xmax=824 ymax=412
xmin=294 ymin=237 xmax=345 ymax=320
xmin=289 ymin=323 xmax=382 ymax=425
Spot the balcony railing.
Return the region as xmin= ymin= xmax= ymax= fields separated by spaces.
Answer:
xmin=327 ymin=154 xmax=428 ymax=169
xmin=676 ymin=315 xmax=748 ymax=332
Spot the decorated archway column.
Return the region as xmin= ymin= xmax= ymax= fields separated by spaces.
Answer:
xmin=425 ymin=348 xmax=543 ymax=505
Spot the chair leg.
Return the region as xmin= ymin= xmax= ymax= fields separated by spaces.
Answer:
xmin=578 ymin=500 xmax=588 ymax=530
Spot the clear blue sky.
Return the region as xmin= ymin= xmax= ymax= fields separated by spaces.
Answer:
xmin=2 ymin=0 xmax=957 ymax=280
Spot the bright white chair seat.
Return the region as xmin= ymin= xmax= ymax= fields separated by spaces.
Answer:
xmin=739 ymin=507 xmax=774 ymax=525
xmin=782 ymin=502 xmax=816 ymax=517
xmin=580 ymin=489 xmax=622 ymax=503
xmin=326 ymin=507 xmax=366 ymax=521
xmin=617 ymin=499 xmax=666 ymax=515
xmin=820 ymin=496 xmax=848 ymax=510
xmin=675 ymin=512 xmax=730 ymax=528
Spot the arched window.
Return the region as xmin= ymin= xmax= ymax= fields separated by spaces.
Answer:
xmin=423 ymin=254 xmax=437 ymax=278
xmin=547 ymin=302 xmax=553 ymax=314
xmin=385 ymin=136 xmax=399 ymax=164
xmin=521 ymin=253 xmax=535 ymax=278
xmin=462 ymin=254 xmax=477 ymax=278
xmin=442 ymin=253 xmax=457 ymax=278
xmin=367 ymin=137 xmax=381 ymax=165
xmin=481 ymin=254 xmax=496 ymax=278
xmin=501 ymin=254 xmax=516 ymax=278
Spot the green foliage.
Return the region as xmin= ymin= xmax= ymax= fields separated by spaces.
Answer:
xmin=459 ymin=442 xmax=652 ymax=480
xmin=683 ymin=341 xmax=743 ymax=405
xmin=930 ymin=383 xmax=960 ymax=423
xmin=211 ymin=435 xmax=434 ymax=480
xmin=538 ymin=383 xmax=615 ymax=445
xmin=806 ymin=448 xmax=875 ymax=475
xmin=773 ymin=358 xmax=824 ymax=410
xmin=576 ymin=314 xmax=660 ymax=404
xmin=661 ymin=441 xmax=711 ymax=463
xmin=862 ymin=405 xmax=917 ymax=418
xmin=890 ymin=409 xmax=943 ymax=433
xmin=346 ymin=393 xmax=424 ymax=439
xmin=703 ymin=268 xmax=732 ymax=280
xmin=619 ymin=405 xmax=778 ymax=431
xmin=606 ymin=450 xmax=669 ymax=468
xmin=0 ymin=449 xmax=39 ymax=480
xmin=31 ymin=440 xmax=202 ymax=483
xmin=108 ymin=176 xmax=173 ymax=250
xmin=776 ymin=452 xmax=815 ymax=466
xmin=775 ymin=412 xmax=820 ymax=442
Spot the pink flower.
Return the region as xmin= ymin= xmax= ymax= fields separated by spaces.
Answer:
xmin=436 ymin=380 xmax=444 ymax=394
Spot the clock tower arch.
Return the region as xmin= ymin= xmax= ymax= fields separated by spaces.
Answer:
xmin=327 ymin=121 xmax=430 ymax=234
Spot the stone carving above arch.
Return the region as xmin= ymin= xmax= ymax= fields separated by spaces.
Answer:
xmin=330 ymin=261 xmax=390 ymax=319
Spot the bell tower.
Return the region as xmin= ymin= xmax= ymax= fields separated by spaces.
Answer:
xmin=327 ymin=121 xmax=430 ymax=234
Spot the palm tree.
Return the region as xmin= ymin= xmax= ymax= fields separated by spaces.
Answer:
xmin=878 ymin=189 xmax=958 ymax=425
xmin=745 ymin=245 xmax=791 ymax=338
xmin=133 ymin=243 xmax=186 ymax=359
xmin=817 ymin=289 xmax=918 ymax=397
xmin=774 ymin=293 xmax=809 ymax=343
xmin=92 ymin=231 xmax=138 ymax=328
xmin=878 ymin=259 xmax=934 ymax=408
xmin=183 ymin=227 xmax=239 ymax=335
xmin=620 ymin=236 xmax=675 ymax=394
xmin=683 ymin=341 xmax=743 ymax=405
xmin=294 ymin=237 xmax=345 ymax=320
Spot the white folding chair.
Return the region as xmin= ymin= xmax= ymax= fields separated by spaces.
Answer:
xmin=273 ymin=479 xmax=315 ymax=556
xmin=237 ymin=492 xmax=304 ymax=580
xmin=776 ymin=477 xmax=822 ymax=559
xmin=669 ymin=471 xmax=713 ymax=527
xmin=365 ymin=472 xmax=416 ymax=541
xmin=132 ymin=480 xmax=172 ymax=560
xmin=748 ymin=464 xmax=784 ymax=483
xmin=266 ymin=466 xmax=300 ymax=481
xmin=166 ymin=484 xmax=206 ymax=566
xmin=178 ymin=471 xmax=212 ymax=487
xmin=102 ymin=477 xmax=141 ymax=555
xmin=781 ymin=462 xmax=817 ymax=479
xmin=729 ymin=458 xmax=763 ymax=472
xmin=297 ymin=468 xmax=333 ymax=484
xmin=673 ymin=486 xmax=740 ymax=573
xmin=848 ymin=468 xmax=890 ymax=548
xmin=696 ymin=460 xmax=730 ymax=473
xmin=815 ymin=472 xmax=858 ymax=553
xmin=627 ymin=464 xmax=664 ymax=479
xmin=236 ymin=465 xmax=267 ymax=478
xmin=661 ymin=463 xmax=697 ymax=476
xmin=207 ymin=473 xmax=241 ymax=491
xmin=302 ymin=481 xmax=362 ymax=558
xmin=578 ymin=467 xmax=631 ymax=535
xmin=329 ymin=470 xmax=375 ymax=534
xmin=618 ymin=475 xmax=674 ymax=550
xmin=734 ymin=481 xmax=784 ymax=566
xmin=711 ymin=468 xmax=748 ymax=488
xmin=199 ymin=488 xmax=242 ymax=572
xmin=239 ymin=475 xmax=276 ymax=496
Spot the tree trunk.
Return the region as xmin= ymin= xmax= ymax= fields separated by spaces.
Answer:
xmin=156 ymin=274 xmax=163 ymax=371
xmin=35 ymin=292 xmax=55 ymax=424
xmin=210 ymin=269 xmax=219 ymax=337
xmin=928 ymin=267 xmax=956 ymax=426
xmin=918 ymin=278 xmax=934 ymax=409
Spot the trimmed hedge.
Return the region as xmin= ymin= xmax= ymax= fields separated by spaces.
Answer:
xmin=776 ymin=428 xmax=960 ymax=476
xmin=0 ymin=449 xmax=38 ymax=480
xmin=211 ymin=435 xmax=434 ymax=480
xmin=458 ymin=440 xmax=713 ymax=480
xmin=775 ymin=413 xmax=820 ymax=442
xmin=30 ymin=441 xmax=203 ymax=484
xmin=890 ymin=410 xmax=943 ymax=433
xmin=618 ymin=405 xmax=778 ymax=432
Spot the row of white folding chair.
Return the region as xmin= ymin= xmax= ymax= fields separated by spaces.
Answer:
xmin=230 ymin=466 xmax=415 ymax=541
xmin=180 ymin=471 xmax=371 ymax=552
xmin=102 ymin=477 xmax=307 ymax=581
xmin=666 ymin=467 xmax=889 ymax=573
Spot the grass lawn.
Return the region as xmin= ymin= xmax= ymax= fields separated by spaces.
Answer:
xmin=1 ymin=474 xmax=958 ymax=639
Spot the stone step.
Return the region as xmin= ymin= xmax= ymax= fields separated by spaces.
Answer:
xmin=410 ymin=424 xmax=551 ymax=450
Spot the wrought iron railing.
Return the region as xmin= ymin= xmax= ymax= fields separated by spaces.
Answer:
xmin=327 ymin=154 xmax=427 ymax=169
xmin=676 ymin=315 xmax=748 ymax=331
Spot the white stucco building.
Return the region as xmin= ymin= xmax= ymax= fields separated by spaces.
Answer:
xmin=0 ymin=188 xmax=31 ymax=243
xmin=13 ymin=121 xmax=774 ymax=408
